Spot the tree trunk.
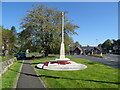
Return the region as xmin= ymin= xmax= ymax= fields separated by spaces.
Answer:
xmin=44 ymin=50 xmax=48 ymax=57
xmin=44 ymin=45 xmax=49 ymax=57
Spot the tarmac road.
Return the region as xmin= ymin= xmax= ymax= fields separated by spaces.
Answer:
xmin=71 ymin=54 xmax=120 ymax=69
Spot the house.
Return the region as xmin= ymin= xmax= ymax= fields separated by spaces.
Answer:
xmin=113 ymin=45 xmax=120 ymax=55
xmin=70 ymin=45 xmax=101 ymax=55
xmin=70 ymin=46 xmax=82 ymax=55
xmin=81 ymin=46 xmax=101 ymax=55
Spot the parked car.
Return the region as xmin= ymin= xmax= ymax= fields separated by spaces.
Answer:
xmin=14 ymin=53 xmax=26 ymax=60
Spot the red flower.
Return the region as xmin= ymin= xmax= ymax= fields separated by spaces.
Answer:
xmin=44 ymin=62 xmax=49 ymax=66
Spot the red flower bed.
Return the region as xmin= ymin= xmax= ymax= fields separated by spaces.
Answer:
xmin=44 ymin=62 xmax=49 ymax=66
xmin=44 ymin=61 xmax=71 ymax=66
xmin=58 ymin=62 xmax=71 ymax=65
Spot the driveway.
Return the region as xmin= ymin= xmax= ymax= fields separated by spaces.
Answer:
xmin=71 ymin=54 xmax=119 ymax=69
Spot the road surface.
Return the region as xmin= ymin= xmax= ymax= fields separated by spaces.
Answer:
xmin=71 ymin=54 xmax=120 ymax=69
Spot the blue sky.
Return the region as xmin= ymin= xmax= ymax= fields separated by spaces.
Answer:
xmin=2 ymin=2 xmax=118 ymax=46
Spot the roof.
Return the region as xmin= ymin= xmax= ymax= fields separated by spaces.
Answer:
xmin=71 ymin=46 xmax=82 ymax=51
xmin=81 ymin=46 xmax=95 ymax=50
xmin=71 ymin=46 xmax=101 ymax=51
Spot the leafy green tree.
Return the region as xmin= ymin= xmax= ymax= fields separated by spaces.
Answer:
xmin=20 ymin=5 xmax=79 ymax=56
xmin=116 ymin=39 xmax=120 ymax=47
xmin=2 ymin=27 xmax=15 ymax=55
xmin=111 ymin=39 xmax=117 ymax=51
xmin=101 ymin=39 xmax=112 ymax=53
xmin=74 ymin=41 xmax=81 ymax=47
xmin=69 ymin=41 xmax=81 ymax=49
xmin=112 ymin=39 xmax=120 ymax=48
xmin=0 ymin=26 xmax=2 ymax=54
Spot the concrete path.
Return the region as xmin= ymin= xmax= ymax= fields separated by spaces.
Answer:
xmin=16 ymin=60 xmax=45 ymax=88
xmin=71 ymin=55 xmax=120 ymax=69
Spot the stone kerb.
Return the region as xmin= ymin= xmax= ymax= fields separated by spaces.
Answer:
xmin=0 ymin=57 xmax=17 ymax=76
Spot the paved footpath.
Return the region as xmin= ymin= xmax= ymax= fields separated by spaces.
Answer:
xmin=16 ymin=60 xmax=45 ymax=88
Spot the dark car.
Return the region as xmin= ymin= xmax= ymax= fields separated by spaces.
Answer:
xmin=14 ymin=53 xmax=26 ymax=60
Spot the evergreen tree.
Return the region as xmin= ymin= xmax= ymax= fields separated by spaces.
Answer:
xmin=11 ymin=26 xmax=17 ymax=36
xmin=11 ymin=26 xmax=18 ymax=53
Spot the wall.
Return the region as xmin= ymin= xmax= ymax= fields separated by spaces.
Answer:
xmin=0 ymin=57 xmax=17 ymax=76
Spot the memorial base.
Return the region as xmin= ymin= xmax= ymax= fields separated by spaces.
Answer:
xmin=55 ymin=58 xmax=70 ymax=62
xmin=37 ymin=61 xmax=87 ymax=71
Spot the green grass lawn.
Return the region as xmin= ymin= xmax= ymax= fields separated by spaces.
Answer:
xmin=35 ymin=55 xmax=72 ymax=60
xmin=2 ymin=60 xmax=23 ymax=88
xmin=1 ymin=56 xmax=14 ymax=62
xmin=31 ymin=58 xmax=119 ymax=88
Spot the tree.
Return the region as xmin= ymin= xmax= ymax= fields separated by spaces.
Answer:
xmin=0 ymin=26 xmax=2 ymax=54
xmin=18 ymin=29 xmax=33 ymax=52
xmin=74 ymin=41 xmax=81 ymax=47
xmin=10 ymin=26 xmax=18 ymax=53
xmin=101 ymin=39 xmax=112 ymax=53
xmin=2 ymin=27 xmax=15 ymax=55
xmin=116 ymin=39 xmax=120 ymax=47
xmin=112 ymin=39 xmax=120 ymax=48
xmin=69 ymin=41 xmax=81 ymax=48
xmin=20 ymin=5 xmax=79 ymax=56
xmin=11 ymin=26 xmax=17 ymax=35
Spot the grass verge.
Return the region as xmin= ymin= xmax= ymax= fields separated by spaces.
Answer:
xmin=31 ymin=58 xmax=119 ymax=88
xmin=34 ymin=55 xmax=71 ymax=60
xmin=2 ymin=60 xmax=23 ymax=88
xmin=2 ymin=56 xmax=14 ymax=62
